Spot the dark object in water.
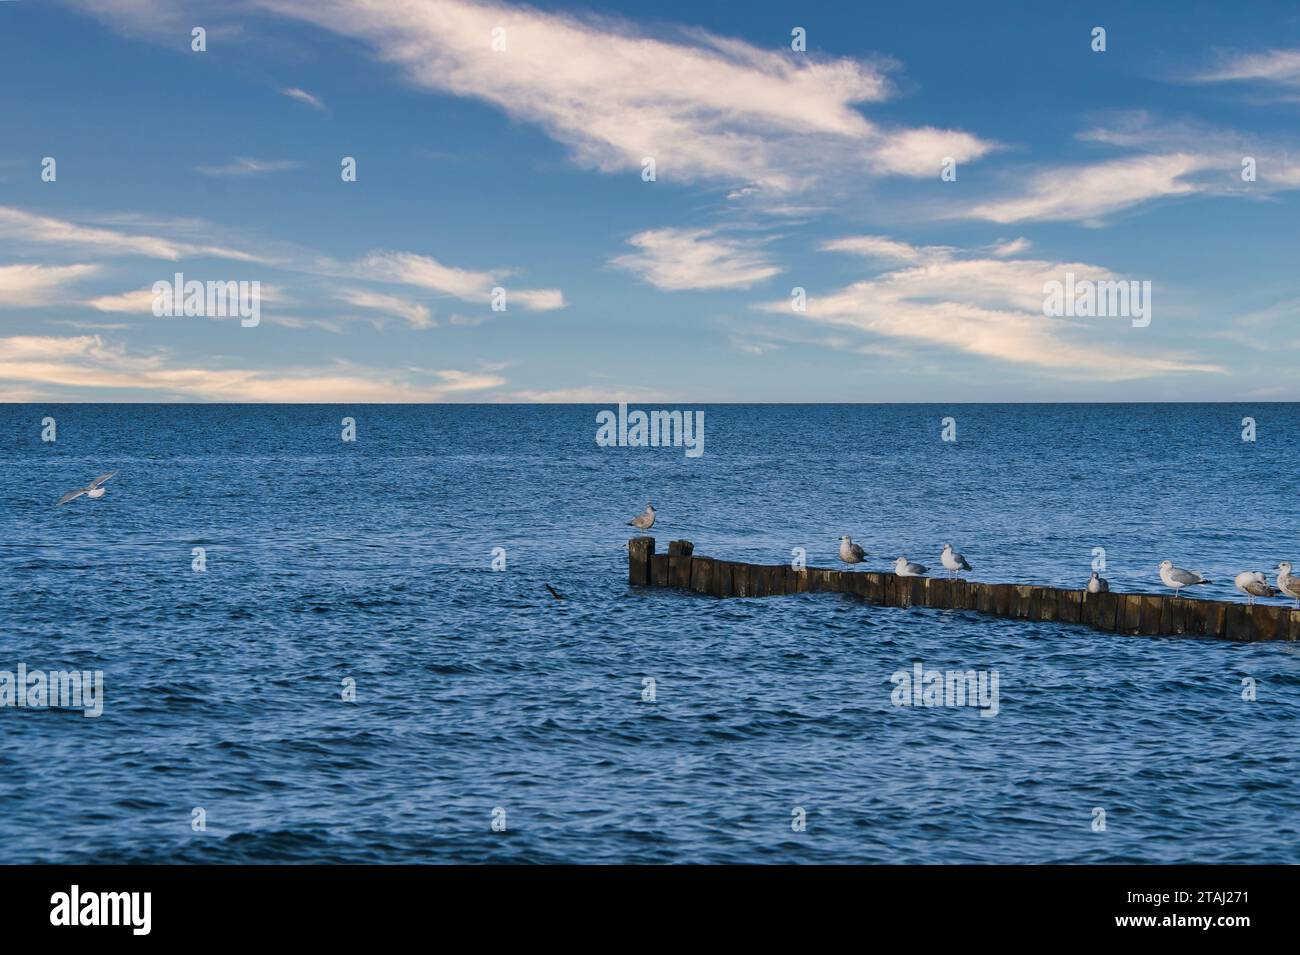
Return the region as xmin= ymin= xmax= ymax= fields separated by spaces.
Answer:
xmin=628 ymin=537 xmax=1300 ymax=644
xmin=545 ymin=584 xmax=565 ymax=601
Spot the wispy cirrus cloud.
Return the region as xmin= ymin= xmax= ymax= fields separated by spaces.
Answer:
xmin=281 ymin=86 xmax=327 ymax=112
xmin=0 ymin=334 xmax=507 ymax=401
xmin=1191 ymin=48 xmax=1300 ymax=88
xmin=246 ymin=0 xmax=995 ymax=193
xmin=0 ymin=205 xmax=566 ymax=317
xmin=0 ymin=205 xmax=268 ymax=262
xmin=0 ymin=263 xmax=100 ymax=305
xmin=194 ymin=157 xmax=301 ymax=177
xmin=754 ymin=237 xmax=1223 ymax=380
xmin=359 ymin=250 xmax=565 ymax=311
xmin=335 ymin=288 xmax=434 ymax=328
xmin=964 ymin=153 xmax=1210 ymax=224
xmin=611 ymin=228 xmax=781 ymax=291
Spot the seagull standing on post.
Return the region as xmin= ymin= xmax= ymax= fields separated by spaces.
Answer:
xmin=1159 ymin=560 xmax=1211 ymax=597
xmin=1275 ymin=562 xmax=1300 ymax=609
xmin=1087 ymin=571 xmax=1109 ymax=594
xmin=627 ymin=503 xmax=655 ymax=531
xmin=940 ymin=543 xmax=971 ymax=578
xmin=1234 ymin=571 xmax=1278 ymax=606
xmin=894 ymin=556 xmax=928 ymax=578
xmin=839 ymin=535 xmax=867 ymax=568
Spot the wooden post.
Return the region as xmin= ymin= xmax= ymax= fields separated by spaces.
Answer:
xmin=689 ymin=556 xmax=713 ymax=594
xmin=628 ymin=537 xmax=654 ymax=586
xmin=634 ymin=544 xmax=1291 ymax=643
xmin=668 ymin=540 xmax=694 ymax=590
xmin=649 ymin=553 xmax=669 ymax=588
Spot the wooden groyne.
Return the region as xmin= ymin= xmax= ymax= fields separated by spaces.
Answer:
xmin=628 ymin=538 xmax=1300 ymax=642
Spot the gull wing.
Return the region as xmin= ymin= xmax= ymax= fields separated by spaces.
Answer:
xmin=89 ymin=471 xmax=117 ymax=488
xmin=57 ymin=488 xmax=86 ymax=506
xmin=1170 ymin=568 xmax=1205 ymax=585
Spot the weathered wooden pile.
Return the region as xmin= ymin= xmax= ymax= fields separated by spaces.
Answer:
xmin=627 ymin=537 xmax=1300 ymax=642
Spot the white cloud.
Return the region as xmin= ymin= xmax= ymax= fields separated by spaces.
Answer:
xmin=0 ymin=205 xmax=266 ymax=262
xmin=0 ymin=334 xmax=506 ymax=401
xmin=964 ymin=153 xmax=1209 ymax=223
xmin=820 ymin=235 xmax=952 ymax=263
xmin=195 ymin=157 xmax=301 ymax=177
xmin=358 ymin=250 xmax=563 ymax=310
xmin=1192 ymin=49 xmax=1300 ymax=87
xmin=335 ymin=288 xmax=434 ymax=328
xmin=611 ymin=228 xmax=780 ymax=291
xmin=0 ymin=206 xmax=565 ymax=316
xmin=250 ymin=0 xmax=995 ymax=191
xmin=0 ymin=263 xmax=99 ymax=305
xmin=281 ymin=86 xmax=327 ymax=111
xmin=754 ymin=242 xmax=1224 ymax=380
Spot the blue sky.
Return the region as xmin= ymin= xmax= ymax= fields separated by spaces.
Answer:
xmin=2 ymin=0 xmax=1299 ymax=401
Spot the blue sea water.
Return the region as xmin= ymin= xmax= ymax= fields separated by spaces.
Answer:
xmin=1 ymin=403 xmax=1298 ymax=864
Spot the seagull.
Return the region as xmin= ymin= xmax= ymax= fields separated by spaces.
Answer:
xmin=545 ymin=584 xmax=566 ymax=601
xmin=1276 ymin=562 xmax=1300 ymax=609
xmin=1159 ymin=560 xmax=1211 ymax=597
xmin=57 ymin=471 xmax=117 ymax=506
xmin=1234 ymin=571 xmax=1278 ymax=606
xmin=627 ymin=503 xmax=655 ymax=531
xmin=940 ymin=543 xmax=971 ymax=577
xmin=1087 ymin=571 xmax=1109 ymax=594
xmin=894 ymin=556 xmax=928 ymax=577
xmin=839 ymin=535 xmax=867 ymax=567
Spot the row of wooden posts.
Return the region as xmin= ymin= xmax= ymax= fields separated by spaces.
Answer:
xmin=627 ymin=537 xmax=1300 ymax=642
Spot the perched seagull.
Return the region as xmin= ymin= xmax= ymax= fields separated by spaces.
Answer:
xmin=1276 ymin=562 xmax=1300 ymax=609
xmin=627 ymin=503 xmax=655 ymax=531
xmin=894 ymin=556 xmax=928 ymax=578
xmin=1159 ymin=560 xmax=1212 ymax=597
xmin=839 ymin=535 xmax=867 ymax=567
xmin=940 ymin=543 xmax=972 ymax=577
xmin=1087 ymin=571 xmax=1109 ymax=594
xmin=57 ymin=471 xmax=117 ymax=506
xmin=1234 ymin=571 xmax=1278 ymax=606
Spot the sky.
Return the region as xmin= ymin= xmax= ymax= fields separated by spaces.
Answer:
xmin=1 ymin=0 xmax=1299 ymax=402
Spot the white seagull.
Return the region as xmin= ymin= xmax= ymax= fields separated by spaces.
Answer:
xmin=940 ymin=543 xmax=971 ymax=577
xmin=894 ymin=556 xmax=928 ymax=578
xmin=1234 ymin=571 xmax=1278 ymax=606
xmin=1087 ymin=571 xmax=1109 ymax=594
xmin=1275 ymin=562 xmax=1300 ymax=609
xmin=627 ymin=503 xmax=655 ymax=531
xmin=839 ymin=535 xmax=867 ymax=566
xmin=57 ymin=471 xmax=117 ymax=506
xmin=1159 ymin=560 xmax=1212 ymax=597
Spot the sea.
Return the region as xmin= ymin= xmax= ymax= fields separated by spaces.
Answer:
xmin=1 ymin=403 xmax=1297 ymax=863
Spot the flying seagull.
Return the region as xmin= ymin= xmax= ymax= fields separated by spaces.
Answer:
xmin=894 ymin=556 xmax=928 ymax=578
xmin=57 ymin=471 xmax=117 ymax=506
xmin=839 ymin=535 xmax=867 ymax=566
xmin=545 ymin=584 xmax=566 ymax=601
xmin=1087 ymin=571 xmax=1108 ymax=594
xmin=1276 ymin=562 xmax=1300 ymax=609
xmin=627 ymin=503 xmax=655 ymax=531
xmin=940 ymin=543 xmax=972 ymax=577
xmin=1159 ymin=560 xmax=1211 ymax=597
xmin=1234 ymin=571 xmax=1278 ymax=606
